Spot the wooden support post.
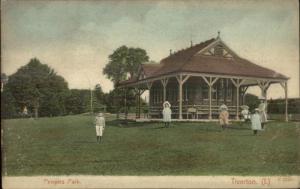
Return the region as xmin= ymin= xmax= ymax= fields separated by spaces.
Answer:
xmin=280 ymin=81 xmax=288 ymax=122
xmin=209 ymin=79 xmax=212 ymax=120
xmin=137 ymin=89 xmax=141 ymax=118
xmin=257 ymin=80 xmax=270 ymax=113
xmin=231 ymin=78 xmax=245 ymax=120
xmin=241 ymin=86 xmax=249 ymax=105
xmin=285 ymin=82 xmax=288 ymax=122
xmin=161 ymin=78 xmax=169 ymax=102
xmin=177 ymin=75 xmax=183 ymax=120
xmin=202 ymin=76 xmax=219 ymax=120
xmin=176 ymin=75 xmax=190 ymax=120
xmin=124 ymin=88 xmax=127 ymax=119
xmin=147 ymin=82 xmax=152 ymax=118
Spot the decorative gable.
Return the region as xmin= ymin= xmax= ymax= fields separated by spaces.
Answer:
xmin=197 ymin=40 xmax=237 ymax=59
xmin=139 ymin=70 xmax=146 ymax=80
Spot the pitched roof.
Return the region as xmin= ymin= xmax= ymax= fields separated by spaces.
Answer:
xmin=181 ymin=56 xmax=287 ymax=79
xmin=154 ymin=38 xmax=216 ymax=76
xmin=118 ymin=38 xmax=288 ymax=86
xmin=141 ymin=63 xmax=162 ymax=77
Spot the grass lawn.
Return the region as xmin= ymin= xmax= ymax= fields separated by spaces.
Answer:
xmin=2 ymin=114 xmax=300 ymax=176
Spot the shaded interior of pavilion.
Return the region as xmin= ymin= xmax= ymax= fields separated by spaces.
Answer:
xmin=120 ymin=74 xmax=288 ymax=121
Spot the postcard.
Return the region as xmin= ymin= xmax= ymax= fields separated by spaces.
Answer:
xmin=1 ymin=0 xmax=299 ymax=188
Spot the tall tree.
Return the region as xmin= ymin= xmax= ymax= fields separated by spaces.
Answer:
xmin=6 ymin=58 xmax=69 ymax=118
xmin=1 ymin=86 xmax=18 ymax=119
xmin=65 ymin=89 xmax=90 ymax=114
xmin=103 ymin=46 xmax=149 ymax=86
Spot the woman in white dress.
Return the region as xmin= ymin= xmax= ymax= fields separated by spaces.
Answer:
xmin=251 ymin=108 xmax=262 ymax=135
xmin=258 ymin=97 xmax=267 ymax=130
xmin=162 ymin=101 xmax=172 ymax=128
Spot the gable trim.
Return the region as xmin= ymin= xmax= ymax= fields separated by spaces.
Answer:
xmin=195 ymin=38 xmax=240 ymax=58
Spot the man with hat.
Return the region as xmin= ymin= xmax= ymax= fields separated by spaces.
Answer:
xmin=95 ymin=113 xmax=105 ymax=143
xmin=162 ymin=101 xmax=172 ymax=128
xmin=258 ymin=96 xmax=267 ymax=130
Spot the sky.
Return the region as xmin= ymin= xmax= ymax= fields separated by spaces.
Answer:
xmin=1 ymin=0 xmax=299 ymax=99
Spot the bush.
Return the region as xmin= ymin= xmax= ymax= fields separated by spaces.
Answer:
xmin=268 ymin=98 xmax=300 ymax=114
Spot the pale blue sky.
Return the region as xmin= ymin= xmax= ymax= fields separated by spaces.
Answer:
xmin=2 ymin=0 xmax=299 ymax=98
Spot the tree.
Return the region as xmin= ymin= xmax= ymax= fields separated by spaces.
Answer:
xmin=103 ymin=46 xmax=149 ymax=86
xmin=1 ymin=73 xmax=8 ymax=92
xmin=244 ymin=93 xmax=260 ymax=112
xmin=6 ymin=58 xmax=69 ymax=118
xmin=1 ymin=86 xmax=18 ymax=119
xmin=93 ymin=84 xmax=105 ymax=113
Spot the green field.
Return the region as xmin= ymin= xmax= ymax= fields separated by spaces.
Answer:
xmin=2 ymin=114 xmax=300 ymax=176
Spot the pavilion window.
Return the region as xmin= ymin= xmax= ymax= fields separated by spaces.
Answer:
xmin=214 ymin=45 xmax=224 ymax=57
xmin=150 ymin=88 xmax=153 ymax=105
xmin=153 ymin=89 xmax=156 ymax=104
xmin=188 ymin=87 xmax=194 ymax=104
xmin=173 ymin=88 xmax=176 ymax=102
xmin=159 ymin=89 xmax=161 ymax=103
xmin=202 ymin=85 xmax=208 ymax=100
xmin=166 ymin=89 xmax=169 ymax=101
xmin=218 ymin=79 xmax=225 ymax=101
xmin=226 ymin=79 xmax=232 ymax=101
xmin=184 ymin=85 xmax=188 ymax=102
xmin=155 ymin=89 xmax=157 ymax=104
xmin=212 ymin=87 xmax=217 ymax=100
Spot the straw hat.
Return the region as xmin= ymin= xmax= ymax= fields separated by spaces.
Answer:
xmin=254 ymin=108 xmax=260 ymax=112
xmin=219 ymin=104 xmax=228 ymax=110
xmin=163 ymin=101 xmax=171 ymax=108
xmin=259 ymin=96 xmax=266 ymax=100
xmin=98 ymin=113 xmax=103 ymax=117
xmin=241 ymin=105 xmax=249 ymax=110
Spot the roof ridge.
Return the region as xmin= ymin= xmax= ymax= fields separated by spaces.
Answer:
xmin=176 ymin=38 xmax=216 ymax=72
xmin=162 ymin=38 xmax=216 ymax=60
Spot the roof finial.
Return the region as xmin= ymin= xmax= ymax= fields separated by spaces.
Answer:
xmin=217 ymin=31 xmax=220 ymax=39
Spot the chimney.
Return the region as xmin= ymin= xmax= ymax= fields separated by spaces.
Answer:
xmin=217 ymin=31 xmax=220 ymax=39
xmin=170 ymin=49 xmax=172 ymax=55
xmin=190 ymin=40 xmax=193 ymax=47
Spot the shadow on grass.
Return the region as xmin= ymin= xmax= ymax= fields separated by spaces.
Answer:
xmin=106 ymin=119 xmax=153 ymax=128
xmin=74 ymin=140 xmax=97 ymax=144
xmin=227 ymin=125 xmax=251 ymax=130
xmin=153 ymin=126 xmax=167 ymax=129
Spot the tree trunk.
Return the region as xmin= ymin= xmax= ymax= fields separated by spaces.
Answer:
xmin=33 ymin=100 xmax=39 ymax=119
xmin=34 ymin=106 xmax=38 ymax=119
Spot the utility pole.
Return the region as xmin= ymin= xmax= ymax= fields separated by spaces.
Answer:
xmin=90 ymin=88 xmax=93 ymax=114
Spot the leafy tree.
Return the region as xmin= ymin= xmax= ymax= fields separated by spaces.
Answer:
xmin=1 ymin=86 xmax=18 ymax=119
xmin=103 ymin=88 xmax=138 ymax=116
xmin=93 ymin=84 xmax=106 ymax=113
xmin=65 ymin=89 xmax=90 ymax=115
xmin=103 ymin=46 xmax=149 ymax=86
xmin=244 ymin=93 xmax=260 ymax=113
xmin=1 ymin=73 xmax=8 ymax=92
xmin=6 ymin=58 xmax=69 ymax=118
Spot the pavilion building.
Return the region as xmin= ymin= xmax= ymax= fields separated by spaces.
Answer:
xmin=117 ymin=34 xmax=289 ymax=121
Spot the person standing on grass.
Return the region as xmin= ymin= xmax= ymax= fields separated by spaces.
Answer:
xmin=162 ymin=101 xmax=172 ymax=128
xmin=241 ymin=105 xmax=251 ymax=122
xmin=258 ymin=97 xmax=267 ymax=130
xmin=251 ymin=108 xmax=262 ymax=135
xmin=219 ymin=104 xmax=229 ymax=130
xmin=95 ymin=113 xmax=105 ymax=143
